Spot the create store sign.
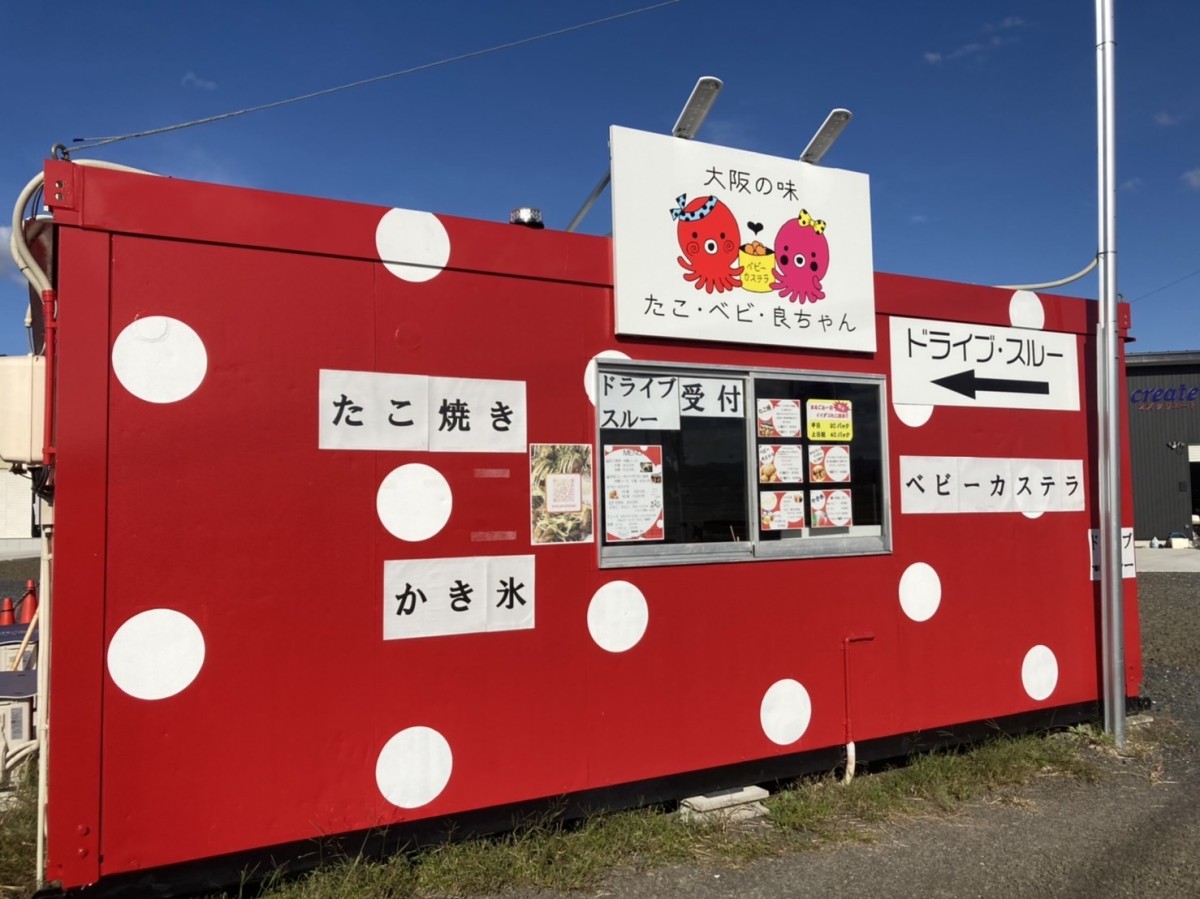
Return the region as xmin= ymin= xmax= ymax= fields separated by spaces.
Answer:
xmin=1129 ymin=383 xmax=1200 ymax=412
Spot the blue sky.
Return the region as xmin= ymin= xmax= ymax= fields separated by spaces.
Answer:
xmin=2 ymin=1 xmax=1197 ymax=356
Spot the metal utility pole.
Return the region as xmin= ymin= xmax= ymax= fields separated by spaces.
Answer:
xmin=1095 ymin=0 xmax=1125 ymax=747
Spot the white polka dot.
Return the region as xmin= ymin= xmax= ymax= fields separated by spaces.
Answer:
xmin=587 ymin=581 xmax=648 ymax=652
xmin=584 ymin=350 xmax=632 ymax=405
xmin=107 ymin=609 xmax=205 ymax=700
xmin=376 ymin=464 xmax=452 ymax=541
xmin=760 ymin=679 xmax=812 ymax=745
xmin=893 ymin=403 xmax=934 ymax=428
xmin=1008 ymin=290 xmax=1045 ymax=330
xmin=899 ymin=562 xmax=941 ymax=622
xmin=375 ymin=209 xmax=451 ymax=282
xmin=1021 ymin=645 xmax=1059 ymax=701
xmin=375 ymin=726 xmax=453 ymax=808
xmin=112 ymin=316 xmax=207 ymax=403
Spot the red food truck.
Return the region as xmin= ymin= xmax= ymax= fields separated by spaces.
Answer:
xmin=2 ymin=133 xmax=1141 ymax=891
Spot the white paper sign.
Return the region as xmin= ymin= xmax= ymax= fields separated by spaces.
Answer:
xmin=383 ymin=554 xmax=535 ymax=640
xmin=900 ymin=456 xmax=1085 ymax=514
xmin=320 ymin=370 xmax=526 ymax=452
xmin=678 ymin=377 xmax=745 ymax=417
xmin=611 ymin=126 xmax=876 ymax=352
xmin=598 ymin=372 xmax=681 ymax=430
xmin=428 ymin=377 xmax=527 ymax=453
xmin=889 ymin=316 xmax=1080 ymax=411
xmin=319 ymin=370 xmax=429 ymax=451
xmin=1088 ymin=528 xmax=1136 ymax=580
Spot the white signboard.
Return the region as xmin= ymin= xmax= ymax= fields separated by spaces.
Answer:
xmin=319 ymin=370 xmax=526 ymax=452
xmin=889 ymin=317 xmax=1080 ymax=411
xmin=383 ymin=554 xmax=534 ymax=640
xmin=900 ymin=456 xmax=1085 ymax=515
xmin=611 ymin=125 xmax=875 ymax=352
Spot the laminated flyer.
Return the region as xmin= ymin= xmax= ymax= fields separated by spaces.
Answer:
xmin=760 ymin=490 xmax=806 ymax=531
xmin=530 ymin=444 xmax=594 ymax=544
xmin=757 ymin=398 xmax=802 ymax=438
xmin=808 ymin=444 xmax=851 ymax=483
xmin=806 ymin=399 xmax=853 ymax=441
xmin=759 ymin=444 xmax=806 ymax=484
xmin=810 ymin=488 xmax=853 ymax=528
xmin=603 ymin=445 xmax=665 ymax=542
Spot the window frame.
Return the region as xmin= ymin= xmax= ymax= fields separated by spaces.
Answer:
xmin=595 ymin=359 xmax=892 ymax=569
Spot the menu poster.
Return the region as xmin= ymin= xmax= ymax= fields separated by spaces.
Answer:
xmin=806 ymin=399 xmax=853 ymax=441
xmin=810 ymin=489 xmax=853 ymax=528
xmin=760 ymin=490 xmax=806 ymax=531
xmin=756 ymin=399 xmax=802 ymax=438
xmin=530 ymin=443 xmax=594 ymax=545
xmin=603 ymin=445 xmax=665 ymax=542
xmin=808 ymin=444 xmax=851 ymax=483
xmin=759 ymin=444 xmax=806 ymax=484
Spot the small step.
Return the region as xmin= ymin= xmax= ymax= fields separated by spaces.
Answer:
xmin=679 ymin=785 xmax=770 ymax=822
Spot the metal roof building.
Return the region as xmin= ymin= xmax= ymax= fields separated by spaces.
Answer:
xmin=1126 ymin=350 xmax=1200 ymax=542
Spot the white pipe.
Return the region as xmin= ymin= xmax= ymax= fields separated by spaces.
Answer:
xmin=10 ymin=174 xmax=51 ymax=295
xmin=995 ymin=255 xmax=1098 ymax=291
xmin=35 ymin=525 xmax=51 ymax=888
xmin=5 ymin=740 xmax=39 ymax=773
xmin=842 ymin=741 xmax=856 ymax=784
xmin=1095 ymin=0 xmax=1125 ymax=747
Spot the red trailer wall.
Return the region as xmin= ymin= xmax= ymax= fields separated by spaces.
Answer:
xmin=41 ymin=160 xmax=1141 ymax=887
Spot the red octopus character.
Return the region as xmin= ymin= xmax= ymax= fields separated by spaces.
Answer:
xmin=671 ymin=194 xmax=743 ymax=293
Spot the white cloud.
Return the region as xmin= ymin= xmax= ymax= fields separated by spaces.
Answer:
xmin=986 ymin=16 xmax=1026 ymax=31
xmin=910 ymin=214 xmax=930 ymax=225
xmin=1154 ymin=111 xmax=1181 ymax=126
xmin=1120 ymin=177 xmax=1144 ymax=192
xmin=181 ymin=71 xmax=217 ymax=91
xmin=926 ymin=17 xmax=1027 ymax=64
xmin=1182 ymin=169 xmax=1200 ymax=189
xmin=949 ymin=42 xmax=984 ymax=60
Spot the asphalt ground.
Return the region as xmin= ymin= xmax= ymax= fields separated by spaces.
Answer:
xmin=1 ymin=555 xmax=1197 ymax=898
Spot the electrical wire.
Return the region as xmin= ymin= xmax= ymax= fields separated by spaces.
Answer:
xmin=69 ymin=0 xmax=682 ymax=154
xmin=1127 ymin=266 xmax=1200 ymax=304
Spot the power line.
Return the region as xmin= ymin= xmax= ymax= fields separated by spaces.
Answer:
xmin=69 ymin=0 xmax=681 ymax=154
xmin=1128 ymin=266 xmax=1200 ymax=304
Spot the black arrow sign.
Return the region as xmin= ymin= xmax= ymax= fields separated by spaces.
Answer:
xmin=932 ymin=369 xmax=1051 ymax=399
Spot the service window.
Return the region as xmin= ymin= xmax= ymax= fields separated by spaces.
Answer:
xmin=596 ymin=361 xmax=890 ymax=568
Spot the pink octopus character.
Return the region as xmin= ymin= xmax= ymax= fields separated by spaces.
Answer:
xmin=771 ymin=209 xmax=829 ymax=303
xmin=671 ymin=194 xmax=743 ymax=293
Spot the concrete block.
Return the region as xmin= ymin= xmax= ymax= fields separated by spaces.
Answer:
xmin=679 ymin=785 xmax=770 ymax=822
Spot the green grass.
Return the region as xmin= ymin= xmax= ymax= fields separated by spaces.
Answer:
xmin=0 ymin=724 xmax=1168 ymax=899
xmin=0 ymin=760 xmax=39 ymax=899
xmin=767 ymin=730 xmax=1104 ymax=843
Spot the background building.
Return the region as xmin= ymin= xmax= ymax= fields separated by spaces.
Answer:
xmin=1126 ymin=350 xmax=1200 ymax=542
